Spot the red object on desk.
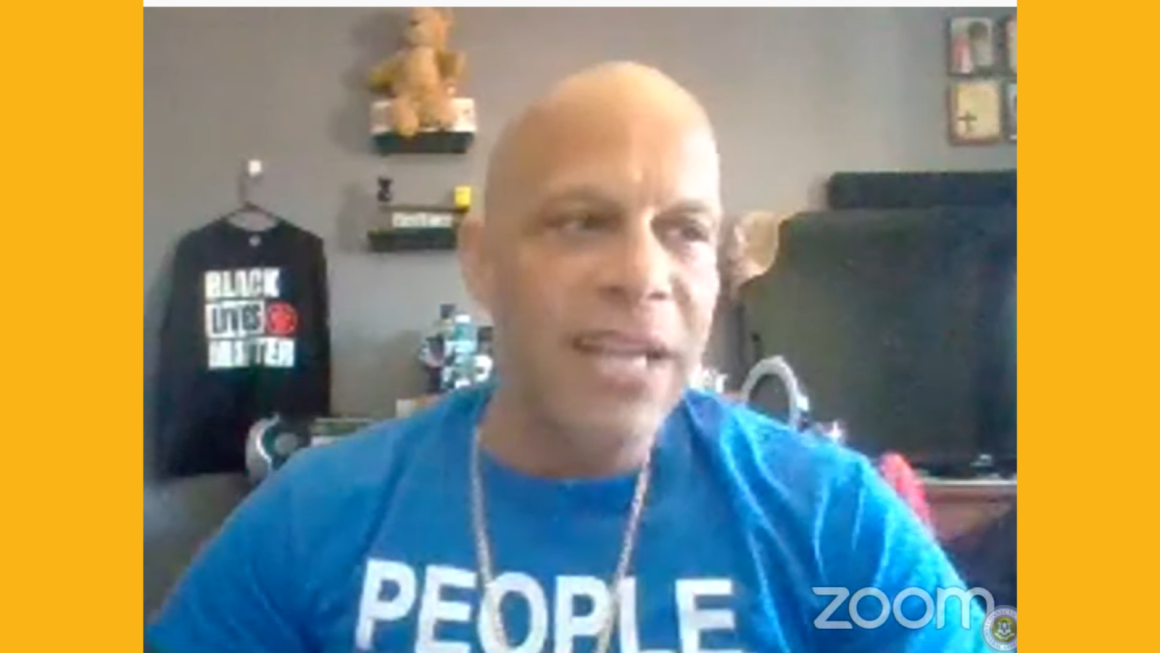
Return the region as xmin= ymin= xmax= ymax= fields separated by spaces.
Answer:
xmin=877 ymin=452 xmax=934 ymax=530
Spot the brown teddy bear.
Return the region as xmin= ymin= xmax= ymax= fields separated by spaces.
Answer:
xmin=723 ymin=210 xmax=797 ymax=298
xmin=368 ymin=7 xmax=466 ymax=138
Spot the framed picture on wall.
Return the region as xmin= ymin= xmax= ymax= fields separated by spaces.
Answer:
xmin=949 ymin=80 xmax=1003 ymax=144
xmin=1005 ymin=82 xmax=1016 ymax=141
xmin=949 ymin=16 xmax=998 ymax=75
xmin=1004 ymin=15 xmax=1017 ymax=73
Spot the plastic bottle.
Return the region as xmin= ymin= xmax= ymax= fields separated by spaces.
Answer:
xmin=474 ymin=326 xmax=495 ymax=383
xmin=445 ymin=311 xmax=477 ymax=389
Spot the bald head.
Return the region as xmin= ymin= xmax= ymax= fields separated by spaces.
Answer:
xmin=482 ymin=62 xmax=719 ymax=233
xmin=460 ymin=62 xmax=723 ymax=472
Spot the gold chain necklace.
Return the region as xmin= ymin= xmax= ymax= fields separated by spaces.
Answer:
xmin=470 ymin=429 xmax=654 ymax=653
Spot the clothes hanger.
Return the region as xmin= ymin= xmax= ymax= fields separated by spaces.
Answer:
xmin=218 ymin=158 xmax=283 ymax=233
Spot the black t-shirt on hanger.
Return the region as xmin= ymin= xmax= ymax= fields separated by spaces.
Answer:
xmin=155 ymin=218 xmax=332 ymax=479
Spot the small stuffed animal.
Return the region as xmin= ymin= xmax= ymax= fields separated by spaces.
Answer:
xmin=368 ymin=7 xmax=467 ymax=138
xmin=723 ymin=210 xmax=795 ymax=298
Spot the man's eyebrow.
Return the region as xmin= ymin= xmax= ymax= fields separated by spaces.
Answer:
xmin=532 ymin=188 xmax=720 ymax=222
xmin=659 ymin=199 xmax=720 ymax=220
xmin=539 ymin=185 xmax=620 ymax=207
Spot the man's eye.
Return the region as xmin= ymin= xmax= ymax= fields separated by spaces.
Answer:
xmin=558 ymin=213 xmax=607 ymax=233
xmin=666 ymin=221 xmax=711 ymax=243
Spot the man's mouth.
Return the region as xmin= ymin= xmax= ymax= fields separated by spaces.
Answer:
xmin=571 ymin=331 xmax=673 ymax=368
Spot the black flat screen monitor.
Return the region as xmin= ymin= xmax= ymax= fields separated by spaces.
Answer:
xmin=742 ymin=207 xmax=1016 ymax=473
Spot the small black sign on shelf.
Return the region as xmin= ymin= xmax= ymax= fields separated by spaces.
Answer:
xmin=368 ymin=204 xmax=467 ymax=253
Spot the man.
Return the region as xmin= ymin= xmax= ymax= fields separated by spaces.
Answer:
xmin=147 ymin=62 xmax=989 ymax=652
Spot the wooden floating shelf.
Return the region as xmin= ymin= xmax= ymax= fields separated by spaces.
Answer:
xmin=367 ymin=227 xmax=458 ymax=252
xmin=370 ymin=98 xmax=478 ymax=155
xmin=367 ymin=204 xmax=468 ymax=253
xmin=372 ymin=131 xmax=475 ymax=155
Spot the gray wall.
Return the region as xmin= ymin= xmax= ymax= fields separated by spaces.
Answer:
xmin=144 ymin=7 xmax=1016 ymax=477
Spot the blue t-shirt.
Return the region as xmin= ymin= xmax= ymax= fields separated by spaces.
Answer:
xmin=147 ymin=384 xmax=991 ymax=652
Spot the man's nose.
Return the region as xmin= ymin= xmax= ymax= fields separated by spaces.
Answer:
xmin=596 ymin=225 xmax=674 ymax=305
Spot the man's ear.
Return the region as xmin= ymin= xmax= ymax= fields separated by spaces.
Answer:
xmin=457 ymin=211 xmax=494 ymax=316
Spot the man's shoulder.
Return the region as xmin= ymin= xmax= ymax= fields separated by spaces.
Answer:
xmin=278 ymin=387 xmax=481 ymax=490
xmin=681 ymin=389 xmax=874 ymax=496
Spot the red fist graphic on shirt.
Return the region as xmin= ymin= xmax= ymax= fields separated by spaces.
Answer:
xmin=266 ymin=302 xmax=298 ymax=337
